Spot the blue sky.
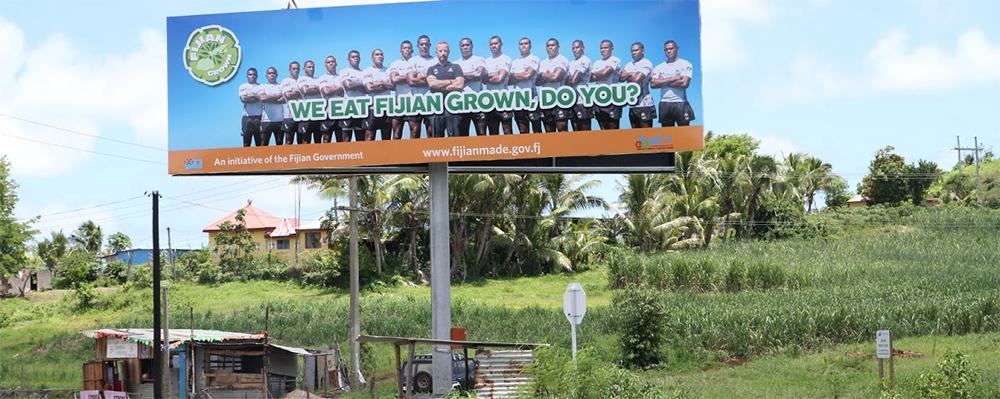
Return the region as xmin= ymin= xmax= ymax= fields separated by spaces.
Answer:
xmin=167 ymin=0 xmax=702 ymax=150
xmin=1 ymin=0 xmax=998 ymax=250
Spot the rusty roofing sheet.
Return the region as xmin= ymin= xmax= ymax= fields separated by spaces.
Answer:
xmin=82 ymin=328 xmax=267 ymax=346
xmin=475 ymin=349 xmax=534 ymax=399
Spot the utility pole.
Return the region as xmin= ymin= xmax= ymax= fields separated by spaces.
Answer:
xmin=151 ymin=191 xmax=163 ymax=399
xmin=167 ymin=227 xmax=175 ymax=280
xmin=348 ymin=176 xmax=362 ymax=390
xmin=953 ymin=136 xmax=985 ymax=191
xmin=163 ymin=286 xmax=171 ymax=398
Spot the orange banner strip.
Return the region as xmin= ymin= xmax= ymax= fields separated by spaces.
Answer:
xmin=168 ymin=126 xmax=703 ymax=175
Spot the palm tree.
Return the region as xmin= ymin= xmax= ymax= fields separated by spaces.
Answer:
xmin=36 ymin=231 xmax=69 ymax=270
xmin=71 ymin=221 xmax=103 ymax=253
xmin=386 ymin=174 xmax=429 ymax=282
xmin=740 ymin=155 xmax=778 ymax=238
xmin=798 ymin=156 xmax=833 ymax=212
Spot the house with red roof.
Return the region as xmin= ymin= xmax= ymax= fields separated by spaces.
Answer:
xmin=202 ymin=202 xmax=330 ymax=261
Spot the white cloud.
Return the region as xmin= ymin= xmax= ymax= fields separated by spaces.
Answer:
xmin=868 ymin=28 xmax=1000 ymax=91
xmin=701 ymin=0 xmax=773 ymax=70
xmin=751 ymin=133 xmax=799 ymax=159
xmin=762 ymin=28 xmax=1000 ymax=105
xmin=0 ymin=20 xmax=167 ymax=177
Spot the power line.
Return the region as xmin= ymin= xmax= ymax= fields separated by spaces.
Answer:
xmin=0 ymin=131 xmax=165 ymax=165
xmin=0 ymin=112 xmax=166 ymax=152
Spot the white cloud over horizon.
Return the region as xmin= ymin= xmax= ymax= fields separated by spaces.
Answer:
xmin=0 ymin=18 xmax=166 ymax=178
xmin=760 ymin=27 xmax=1000 ymax=105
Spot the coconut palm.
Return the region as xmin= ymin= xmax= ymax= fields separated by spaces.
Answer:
xmin=71 ymin=220 xmax=103 ymax=253
xmin=386 ymin=174 xmax=429 ymax=282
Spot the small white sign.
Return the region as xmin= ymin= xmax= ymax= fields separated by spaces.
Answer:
xmin=876 ymin=330 xmax=891 ymax=359
xmin=563 ymin=283 xmax=587 ymax=325
xmin=106 ymin=338 xmax=138 ymax=359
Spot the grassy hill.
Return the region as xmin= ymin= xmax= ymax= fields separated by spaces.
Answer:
xmin=2 ymin=207 xmax=1000 ymax=397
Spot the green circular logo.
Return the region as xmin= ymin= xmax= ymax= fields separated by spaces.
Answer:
xmin=183 ymin=25 xmax=241 ymax=86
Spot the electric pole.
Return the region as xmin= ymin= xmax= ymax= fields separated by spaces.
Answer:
xmin=150 ymin=191 xmax=163 ymax=399
xmin=953 ymin=136 xmax=985 ymax=191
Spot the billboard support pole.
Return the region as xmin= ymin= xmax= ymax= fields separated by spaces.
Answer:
xmin=429 ymin=162 xmax=452 ymax=396
xmin=349 ymin=176 xmax=363 ymax=390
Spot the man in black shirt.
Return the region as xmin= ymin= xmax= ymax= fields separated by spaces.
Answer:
xmin=426 ymin=42 xmax=465 ymax=137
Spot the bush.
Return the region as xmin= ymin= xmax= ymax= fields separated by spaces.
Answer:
xmin=67 ymin=282 xmax=99 ymax=311
xmin=526 ymin=347 xmax=668 ymax=399
xmin=605 ymin=247 xmax=643 ymax=289
xmin=668 ymin=257 xmax=694 ymax=289
xmin=102 ymin=260 xmax=129 ymax=285
xmin=614 ymin=289 xmax=667 ymax=369
xmin=918 ymin=351 xmax=980 ymax=399
xmin=53 ymin=251 xmax=99 ymax=289
xmin=724 ymin=259 xmax=748 ymax=292
xmin=291 ymin=249 xmax=343 ymax=287
xmin=747 ymin=261 xmax=787 ymax=290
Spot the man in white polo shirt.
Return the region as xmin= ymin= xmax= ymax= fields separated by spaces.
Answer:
xmin=590 ymin=39 xmax=622 ymax=130
xmin=318 ymin=55 xmax=344 ymax=143
xmin=538 ymin=38 xmax=569 ymax=132
xmin=339 ymin=50 xmax=367 ymax=142
xmin=388 ymin=40 xmax=413 ymax=140
xmin=280 ymin=61 xmax=304 ymax=145
xmin=257 ymin=66 xmax=285 ymax=146
xmin=651 ymin=40 xmax=695 ymax=127
xmin=296 ymin=59 xmax=323 ymax=144
xmin=363 ymin=48 xmax=394 ymax=141
xmin=406 ymin=35 xmax=437 ymax=138
xmin=510 ymin=37 xmax=541 ymax=134
xmin=566 ymin=40 xmax=592 ymax=131
xmin=454 ymin=37 xmax=487 ymax=136
xmin=620 ymin=42 xmax=654 ymax=129
xmin=238 ymin=67 xmax=263 ymax=146
xmin=483 ymin=35 xmax=513 ymax=135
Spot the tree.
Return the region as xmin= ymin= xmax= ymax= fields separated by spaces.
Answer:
xmin=859 ymin=146 xmax=909 ymax=205
xmin=105 ymin=232 xmax=133 ymax=255
xmin=71 ymin=220 xmax=103 ymax=253
xmin=0 ymin=156 xmax=34 ymax=281
xmin=36 ymin=231 xmax=69 ymax=270
xmin=214 ymin=209 xmax=257 ymax=280
xmin=822 ymin=175 xmax=851 ymax=209
xmin=906 ymin=160 xmax=941 ymax=205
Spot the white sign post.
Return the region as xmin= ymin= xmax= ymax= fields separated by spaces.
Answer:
xmin=876 ymin=330 xmax=894 ymax=388
xmin=563 ymin=283 xmax=587 ymax=367
xmin=106 ymin=338 xmax=138 ymax=359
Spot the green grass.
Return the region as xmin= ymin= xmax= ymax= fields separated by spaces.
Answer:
xmin=2 ymin=207 xmax=1000 ymax=396
xmin=654 ymin=333 xmax=1000 ymax=398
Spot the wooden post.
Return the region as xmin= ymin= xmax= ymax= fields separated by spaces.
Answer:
xmin=394 ymin=344 xmax=403 ymax=399
xmin=888 ymin=331 xmax=895 ymax=388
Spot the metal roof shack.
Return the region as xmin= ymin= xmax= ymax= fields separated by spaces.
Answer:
xmin=357 ymin=335 xmax=545 ymax=399
xmin=80 ymin=328 xmax=322 ymax=399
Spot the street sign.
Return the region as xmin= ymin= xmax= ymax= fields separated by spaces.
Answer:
xmin=563 ymin=283 xmax=587 ymax=367
xmin=563 ymin=283 xmax=587 ymax=325
xmin=876 ymin=330 xmax=891 ymax=359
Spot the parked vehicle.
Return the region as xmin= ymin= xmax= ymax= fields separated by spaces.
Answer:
xmin=402 ymin=353 xmax=477 ymax=393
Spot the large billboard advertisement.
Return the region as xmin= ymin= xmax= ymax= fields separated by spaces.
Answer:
xmin=167 ymin=0 xmax=703 ymax=175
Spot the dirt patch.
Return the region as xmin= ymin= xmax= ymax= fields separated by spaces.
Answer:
xmin=723 ymin=356 xmax=747 ymax=366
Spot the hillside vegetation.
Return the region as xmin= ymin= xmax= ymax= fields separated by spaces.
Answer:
xmin=3 ymin=207 xmax=1000 ymax=398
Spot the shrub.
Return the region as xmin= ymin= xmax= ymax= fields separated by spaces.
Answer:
xmin=614 ymin=289 xmax=667 ymax=369
xmin=724 ymin=259 xmax=748 ymax=292
xmin=691 ymin=258 xmax=718 ymax=291
xmin=526 ymin=347 xmax=668 ymax=399
xmin=668 ymin=257 xmax=695 ymax=290
xmin=292 ymin=249 xmax=343 ymax=287
xmin=747 ymin=261 xmax=787 ymax=290
xmin=68 ymin=282 xmax=99 ymax=311
xmin=918 ymin=351 xmax=980 ymax=399
xmin=605 ymin=248 xmax=643 ymax=289
xmin=53 ymin=251 xmax=99 ymax=289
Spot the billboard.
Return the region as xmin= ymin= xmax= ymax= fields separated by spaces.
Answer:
xmin=167 ymin=0 xmax=703 ymax=175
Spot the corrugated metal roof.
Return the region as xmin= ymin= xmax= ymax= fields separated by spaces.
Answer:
xmin=83 ymin=328 xmax=266 ymax=345
xmin=475 ymin=350 xmax=534 ymax=399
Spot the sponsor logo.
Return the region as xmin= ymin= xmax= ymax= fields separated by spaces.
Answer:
xmin=183 ymin=25 xmax=241 ymax=86
xmin=184 ymin=158 xmax=204 ymax=170
xmin=634 ymin=134 xmax=673 ymax=150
